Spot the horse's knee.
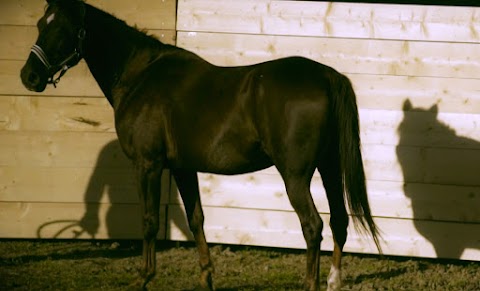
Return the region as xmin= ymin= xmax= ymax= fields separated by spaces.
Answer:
xmin=143 ymin=213 xmax=159 ymax=238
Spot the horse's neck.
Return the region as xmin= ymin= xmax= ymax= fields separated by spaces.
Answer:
xmin=83 ymin=5 xmax=162 ymax=108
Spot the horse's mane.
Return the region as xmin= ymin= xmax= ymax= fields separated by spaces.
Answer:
xmin=90 ymin=3 xmax=164 ymax=47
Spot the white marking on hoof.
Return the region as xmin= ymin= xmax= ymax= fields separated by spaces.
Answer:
xmin=327 ymin=265 xmax=341 ymax=291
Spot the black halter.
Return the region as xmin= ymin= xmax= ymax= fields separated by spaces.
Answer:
xmin=31 ymin=1 xmax=86 ymax=87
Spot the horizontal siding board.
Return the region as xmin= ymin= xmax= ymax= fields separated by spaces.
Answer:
xmin=0 ymin=26 xmax=37 ymax=61
xmin=0 ymin=166 xmax=171 ymax=205
xmin=349 ymin=74 xmax=480 ymax=114
xmin=0 ymin=201 xmax=166 ymax=240
xmin=0 ymin=131 xmax=119 ymax=167
xmin=361 ymin=109 xmax=480 ymax=148
xmin=177 ymin=31 xmax=480 ymax=79
xmin=169 ymin=173 xmax=480 ymax=223
xmin=0 ymin=96 xmax=114 ymax=132
xmin=0 ymin=166 xmax=137 ymax=204
xmin=167 ymin=205 xmax=480 ymax=260
xmin=0 ymin=0 xmax=45 ymax=26
xmin=0 ymin=0 xmax=177 ymax=29
xmin=177 ymin=0 xmax=480 ymax=43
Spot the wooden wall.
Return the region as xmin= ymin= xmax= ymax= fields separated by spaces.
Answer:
xmin=1 ymin=0 xmax=479 ymax=262
xmin=174 ymin=0 xmax=480 ymax=261
xmin=0 ymin=0 xmax=176 ymax=240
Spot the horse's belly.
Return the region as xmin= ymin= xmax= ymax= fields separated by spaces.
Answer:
xmin=170 ymin=140 xmax=272 ymax=175
xmin=203 ymin=144 xmax=272 ymax=174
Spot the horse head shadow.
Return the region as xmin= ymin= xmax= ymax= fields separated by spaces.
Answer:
xmin=38 ymin=139 xmax=191 ymax=240
xmin=396 ymin=99 xmax=480 ymax=259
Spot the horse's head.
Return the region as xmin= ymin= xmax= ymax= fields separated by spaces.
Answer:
xmin=21 ymin=0 xmax=86 ymax=92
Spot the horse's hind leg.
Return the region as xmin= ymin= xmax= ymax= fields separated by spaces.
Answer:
xmin=281 ymin=169 xmax=323 ymax=291
xmin=135 ymin=160 xmax=163 ymax=289
xmin=318 ymin=155 xmax=348 ymax=291
xmin=173 ymin=170 xmax=214 ymax=290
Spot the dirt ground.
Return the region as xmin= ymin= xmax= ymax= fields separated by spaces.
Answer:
xmin=1 ymin=239 xmax=479 ymax=290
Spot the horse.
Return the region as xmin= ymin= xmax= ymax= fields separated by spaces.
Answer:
xmin=20 ymin=0 xmax=381 ymax=290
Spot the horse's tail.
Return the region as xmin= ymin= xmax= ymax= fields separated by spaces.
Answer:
xmin=329 ymin=70 xmax=383 ymax=253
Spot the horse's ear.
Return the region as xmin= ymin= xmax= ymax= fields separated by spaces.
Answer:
xmin=402 ymin=99 xmax=412 ymax=111
xmin=429 ymin=104 xmax=438 ymax=115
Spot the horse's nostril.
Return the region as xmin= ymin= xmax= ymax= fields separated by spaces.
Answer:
xmin=28 ymin=72 xmax=40 ymax=85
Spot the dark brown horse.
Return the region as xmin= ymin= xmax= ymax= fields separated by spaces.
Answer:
xmin=20 ymin=0 xmax=381 ymax=290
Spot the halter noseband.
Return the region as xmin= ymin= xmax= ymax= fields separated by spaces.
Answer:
xmin=31 ymin=2 xmax=86 ymax=88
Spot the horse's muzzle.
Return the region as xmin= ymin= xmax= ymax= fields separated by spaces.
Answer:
xmin=20 ymin=64 xmax=47 ymax=92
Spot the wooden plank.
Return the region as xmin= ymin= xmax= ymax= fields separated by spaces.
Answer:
xmin=169 ymin=172 xmax=480 ymax=223
xmin=167 ymin=205 xmax=480 ymax=261
xmin=0 ymin=0 xmax=177 ymax=29
xmin=0 ymin=165 xmax=171 ymax=205
xmin=177 ymin=0 xmax=480 ymax=43
xmin=177 ymin=31 xmax=480 ymax=79
xmin=0 ymin=96 xmax=114 ymax=132
xmin=0 ymin=0 xmax=45 ymax=26
xmin=0 ymin=166 xmax=137 ymax=204
xmin=0 ymin=26 xmax=37 ymax=61
xmin=0 ymin=201 xmax=166 ymax=240
xmin=350 ymin=74 xmax=480 ymax=114
xmin=361 ymin=109 xmax=480 ymax=148
xmin=0 ymin=131 xmax=119 ymax=168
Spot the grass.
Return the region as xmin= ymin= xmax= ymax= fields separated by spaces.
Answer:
xmin=1 ymin=239 xmax=479 ymax=290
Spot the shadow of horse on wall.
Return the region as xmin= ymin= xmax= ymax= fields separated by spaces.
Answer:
xmin=396 ymin=99 xmax=480 ymax=259
xmin=79 ymin=140 xmax=192 ymax=240
xmin=37 ymin=139 xmax=191 ymax=240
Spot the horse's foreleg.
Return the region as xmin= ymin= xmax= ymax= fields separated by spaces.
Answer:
xmin=135 ymin=161 xmax=163 ymax=290
xmin=173 ymin=170 xmax=214 ymax=290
